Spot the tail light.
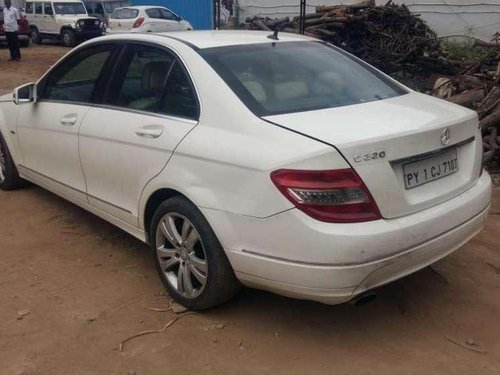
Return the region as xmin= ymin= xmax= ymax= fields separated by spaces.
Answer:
xmin=132 ymin=17 xmax=145 ymax=28
xmin=270 ymin=169 xmax=382 ymax=223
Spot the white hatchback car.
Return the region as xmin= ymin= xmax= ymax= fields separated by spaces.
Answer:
xmin=0 ymin=31 xmax=491 ymax=309
xmin=107 ymin=6 xmax=192 ymax=33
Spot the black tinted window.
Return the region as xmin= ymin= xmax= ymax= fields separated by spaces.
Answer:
xmin=105 ymin=45 xmax=174 ymax=112
xmin=25 ymin=2 xmax=33 ymax=13
xmin=160 ymin=62 xmax=198 ymax=119
xmin=200 ymin=42 xmax=406 ymax=116
xmin=105 ymin=44 xmax=198 ymax=119
xmin=145 ymin=8 xmax=161 ymax=19
xmin=35 ymin=3 xmax=43 ymax=14
xmin=40 ymin=45 xmax=114 ymax=103
xmin=160 ymin=8 xmax=176 ymax=20
xmin=43 ymin=3 xmax=53 ymax=15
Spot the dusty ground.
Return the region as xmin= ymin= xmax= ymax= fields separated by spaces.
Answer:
xmin=1 ymin=45 xmax=500 ymax=375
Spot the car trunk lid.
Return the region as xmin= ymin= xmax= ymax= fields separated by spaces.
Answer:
xmin=264 ymin=92 xmax=482 ymax=219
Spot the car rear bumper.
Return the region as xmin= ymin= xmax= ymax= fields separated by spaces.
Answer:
xmin=202 ymin=172 xmax=491 ymax=304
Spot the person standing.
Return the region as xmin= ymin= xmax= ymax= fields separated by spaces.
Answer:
xmin=3 ymin=0 xmax=21 ymax=61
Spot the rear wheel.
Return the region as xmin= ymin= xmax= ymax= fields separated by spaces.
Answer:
xmin=30 ymin=27 xmax=42 ymax=44
xmin=150 ymin=196 xmax=240 ymax=310
xmin=61 ymin=29 xmax=76 ymax=47
xmin=0 ymin=133 xmax=23 ymax=191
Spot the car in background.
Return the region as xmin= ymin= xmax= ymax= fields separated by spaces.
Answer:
xmin=0 ymin=7 xmax=30 ymax=47
xmin=25 ymin=0 xmax=102 ymax=47
xmin=107 ymin=6 xmax=192 ymax=33
xmin=83 ymin=0 xmax=130 ymax=26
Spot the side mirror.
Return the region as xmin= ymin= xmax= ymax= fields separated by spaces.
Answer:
xmin=13 ymin=82 xmax=36 ymax=105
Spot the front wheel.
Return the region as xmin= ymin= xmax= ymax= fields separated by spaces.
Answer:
xmin=61 ymin=29 xmax=76 ymax=47
xmin=150 ymin=196 xmax=240 ymax=310
xmin=0 ymin=133 xmax=23 ymax=191
xmin=30 ymin=27 xmax=42 ymax=44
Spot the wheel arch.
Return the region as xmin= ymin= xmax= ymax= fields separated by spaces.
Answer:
xmin=143 ymin=188 xmax=190 ymax=242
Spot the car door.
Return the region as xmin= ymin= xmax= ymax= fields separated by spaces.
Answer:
xmin=33 ymin=2 xmax=46 ymax=32
xmin=16 ymin=43 xmax=119 ymax=202
xmin=79 ymin=43 xmax=199 ymax=225
xmin=43 ymin=2 xmax=57 ymax=34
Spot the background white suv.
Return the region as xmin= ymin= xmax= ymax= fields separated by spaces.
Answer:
xmin=25 ymin=0 xmax=102 ymax=47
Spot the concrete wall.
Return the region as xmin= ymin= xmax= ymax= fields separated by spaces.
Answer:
xmin=237 ymin=0 xmax=500 ymax=41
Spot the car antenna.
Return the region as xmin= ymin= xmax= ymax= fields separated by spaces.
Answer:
xmin=267 ymin=29 xmax=279 ymax=41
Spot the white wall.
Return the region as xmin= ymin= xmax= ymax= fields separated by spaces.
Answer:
xmin=237 ymin=0 xmax=500 ymax=41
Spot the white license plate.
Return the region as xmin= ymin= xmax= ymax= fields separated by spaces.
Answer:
xmin=403 ymin=148 xmax=459 ymax=189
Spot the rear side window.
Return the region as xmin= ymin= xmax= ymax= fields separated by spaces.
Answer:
xmin=145 ymin=8 xmax=161 ymax=19
xmin=25 ymin=2 xmax=33 ymax=13
xmin=200 ymin=42 xmax=406 ymax=116
xmin=111 ymin=8 xmax=138 ymax=19
xmin=104 ymin=44 xmax=198 ymax=120
xmin=35 ymin=3 xmax=43 ymax=14
xmin=39 ymin=45 xmax=115 ymax=103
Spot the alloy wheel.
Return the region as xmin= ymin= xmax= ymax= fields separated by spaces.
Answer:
xmin=155 ymin=213 xmax=208 ymax=299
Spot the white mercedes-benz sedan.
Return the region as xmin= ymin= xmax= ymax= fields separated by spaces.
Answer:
xmin=0 ymin=31 xmax=491 ymax=309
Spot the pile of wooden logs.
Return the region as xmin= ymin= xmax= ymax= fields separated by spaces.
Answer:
xmin=243 ymin=0 xmax=456 ymax=84
xmin=433 ymin=48 xmax=500 ymax=167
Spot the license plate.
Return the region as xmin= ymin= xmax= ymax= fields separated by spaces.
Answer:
xmin=403 ymin=148 xmax=459 ymax=189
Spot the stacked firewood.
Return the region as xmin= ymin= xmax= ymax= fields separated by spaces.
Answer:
xmin=243 ymin=0 xmax=456 ymax=83
xmin=433 ymin=48 xmax=500 ymax=166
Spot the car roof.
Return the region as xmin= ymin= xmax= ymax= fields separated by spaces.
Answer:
xmin=154 ymin=30 xmax=314 ymax=49
xmin=115 ymin=5 xmax=168 ymax=10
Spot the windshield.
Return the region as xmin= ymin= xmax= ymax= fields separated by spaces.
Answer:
xmin=104 ymin=0 xmax=131 ymax=13
xmin=200 ymin=42 xmax=406 ymax=116
xmin=54 ymin=2 xmax=87 ymax=14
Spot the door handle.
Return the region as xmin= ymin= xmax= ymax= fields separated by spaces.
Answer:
xmin=135 ymin=127 xmax=163 ymax=138
xmin=60 ymin=115 xmax=78 ymax=126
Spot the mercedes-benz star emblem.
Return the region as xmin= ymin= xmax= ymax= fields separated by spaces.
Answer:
xmin=440 ymin=128 xmax=451 ymax=146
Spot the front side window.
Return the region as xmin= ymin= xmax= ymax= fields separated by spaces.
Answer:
xmin=25 ymin=2 xmax=33 ymax=13
xmin=159 ymin=8 xmax=176 ymax=20
xmin=200 ymin=42 xmax=406 ymax=116
xmin=35 ymin=3 xmax=43 ymax=15
xmin=39 ymin=45 xmax=115 ymax=103
xmin=104 ymin=44 xmax=198 ymax=119
xmin=53 ymin=2 xmax=87 ymax=14
xmin=43 ymin=3 xmax=53 ymax=15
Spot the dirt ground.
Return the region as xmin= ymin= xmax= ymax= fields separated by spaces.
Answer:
xmin=1 ymin=45 xmax=500 ymax=375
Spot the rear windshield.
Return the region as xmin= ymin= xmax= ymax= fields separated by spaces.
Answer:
xmin=54 ymin=2 xmax=87 ymax=14
xmin=200 ymin=42 xmax=406 ymax=116
xmin=111 ymin=7 xmax=138 ymax=19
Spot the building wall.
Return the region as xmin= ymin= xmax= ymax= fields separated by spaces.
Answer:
xmin=237 ymin=0 xmax=500 ymax=41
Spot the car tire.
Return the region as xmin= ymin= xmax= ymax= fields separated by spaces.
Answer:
xmin=61 ymin=29 xmax=76 ymax=47
xmin=20 ymin=39 xmax=30 ymax=48
xmin=150 ymin=196 xmax=241 ymax=310
xmin=0 ymin=133 xmax=24 ymax=191
xmin=30 ymin=27 xmax=42 ymax=44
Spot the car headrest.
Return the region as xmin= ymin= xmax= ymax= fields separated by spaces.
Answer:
xmin=142 ymin=61 xmax=169 ymax=93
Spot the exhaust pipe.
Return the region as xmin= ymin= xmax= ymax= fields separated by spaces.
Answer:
xmin=350 ymin=291 xmax=377 ymax=306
